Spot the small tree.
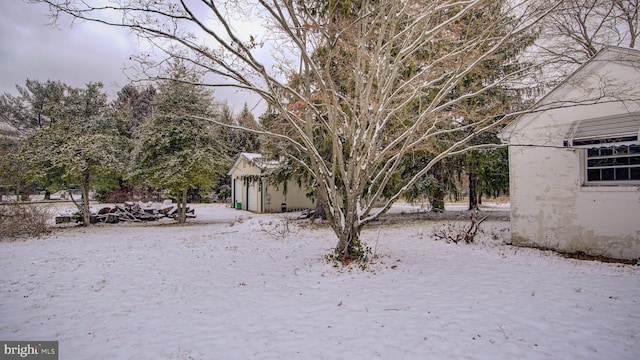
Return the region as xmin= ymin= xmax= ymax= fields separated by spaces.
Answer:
xmin=130 ymin=61 xmax=230 ymax=223
xmin=19 ymin=82 xmax=126 ymax=224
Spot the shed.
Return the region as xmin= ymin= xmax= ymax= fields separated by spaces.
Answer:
xmin=500 ymin=46 xmax=640 ymax=260
xmin=227 ymin=153 xmax=315 ymax=213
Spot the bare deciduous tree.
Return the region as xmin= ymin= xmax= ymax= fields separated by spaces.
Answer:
xmin=33 ymin=0 xmax=558 ymax=260
xmin=537 ymin=0 xmax=640 ymax=71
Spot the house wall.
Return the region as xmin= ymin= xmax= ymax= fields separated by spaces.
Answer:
xmin=508 ymin=94 xmax=640 ymax=259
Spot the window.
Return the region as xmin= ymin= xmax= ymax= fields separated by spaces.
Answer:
xmin=585 ymin=145 xmax=640 ymax=184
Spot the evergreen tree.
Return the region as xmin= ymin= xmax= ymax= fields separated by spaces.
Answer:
xmin=19 ymin=82 xmax=126 ymax=224
xmin=111 ymin=84 xmax=156 ymax=138
xmin=0 ymin=79 xmax=70 ymax=199
xmin=220 ymin=102 xmax=260 ymax=158
xmin=131 ymin=60 xmax=231 ymax=223
xmin=427 ymin=1 xmax=538 ymax=210
xmin=0 ymin=79 xmax=67 ymax=133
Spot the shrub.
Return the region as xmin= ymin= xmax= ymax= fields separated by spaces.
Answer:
xmin=325 ymin=237 xmax=372 ymax=269
xmin=0 ymin=203 xmax=51 ymax=240
xmin=432 ymin=211 xmax=488 ymax=244
xmin=259 ymin=214 xmax=299 ymax=240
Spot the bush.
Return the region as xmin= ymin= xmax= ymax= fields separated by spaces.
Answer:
xmin=432 ymin=211 xmax=488 ymax=244
xmin=0 ymin=203 xmax=51 ymax=240
xmin=259 ymin=214 xmax=299 ymax=240
xmin=217 ymin=185 xmax=231 ymax=202
xmin=325 ymin=237 xmax=372 ymax=269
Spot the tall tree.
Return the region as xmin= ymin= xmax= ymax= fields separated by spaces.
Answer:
xmin=464 ymin=134 xmax=509 ymax=210
xmin=0 ymin=123 xmax=22 ymax=201
xmin=220 ymin=102 xmax=260 ymax=158
xmin=35 ymin=0 xmax=560 ymax=260
xmin=1 ymin=125 xmax=24 ymax=201
xmin=433 ymin=1 xmax=539 ymax=210
xmin=130 ymin=61 xmax=231 ymax=223
xmin=0 ymin=80 xmax=70 ymax=199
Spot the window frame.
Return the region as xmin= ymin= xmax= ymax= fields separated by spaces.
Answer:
xmin=582 ymin=143 xmax=640 ymax=186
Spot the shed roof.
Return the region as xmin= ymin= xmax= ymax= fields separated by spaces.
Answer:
xmin=227 ymin=152 xmax=283 ymax=176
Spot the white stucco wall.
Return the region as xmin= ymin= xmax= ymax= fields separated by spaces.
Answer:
xmin=509 ymin=142 xmax=640 ymax=260
xmin=505 ymin=49 xmax=640 ymax=260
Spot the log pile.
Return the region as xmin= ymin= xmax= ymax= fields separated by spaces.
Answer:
xmin=55 ymin=201 xmax=195 ymax=224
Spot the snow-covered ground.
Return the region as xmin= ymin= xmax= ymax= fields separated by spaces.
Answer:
xmin=1 ymin=203 xmax=638 ymax=359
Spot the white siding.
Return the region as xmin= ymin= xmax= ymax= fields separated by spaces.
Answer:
xmin=264 ymin=180 xmax=315 ymax=212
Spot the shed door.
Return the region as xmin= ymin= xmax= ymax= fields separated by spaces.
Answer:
xmin=248 ymin=181 xmax=259 ymax=212
xmin=234 ymin=178 xmax=243 ymax=206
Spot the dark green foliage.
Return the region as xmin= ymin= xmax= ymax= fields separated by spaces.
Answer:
xmin=408 ymin=1 xmax=537 ymax=210
xmin=130 ymin=60 xmax=231 ymax=222
xmin=111 ymin=84 xmax=156 ymax=138
xmin=18 ymin=82 xmax=126 ymax=224
xmin=219 ymin=102 xmax=260 ymax=158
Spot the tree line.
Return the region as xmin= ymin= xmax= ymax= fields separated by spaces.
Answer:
xmin=0 ymin=60 xmax=259 ymax=224
xmin=1 ymin=0 xmax=637 ymax=262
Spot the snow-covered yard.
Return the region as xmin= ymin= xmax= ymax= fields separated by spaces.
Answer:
xmin=1 ymin=203 xmax=638 ymax=359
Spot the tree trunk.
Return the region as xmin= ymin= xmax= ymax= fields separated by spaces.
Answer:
xmin=324 ymin=187 xmax=368 ymax=263
xmin=81 ymin=184 xmax=91 ymax=225
xmin=44 ymin=189 xmax=51 ymax=200
xmin=177 ymin=188 xmax=188 ymax=223
xmin=335 ymin=222 xmax=364 ymax=262
xmin=468 ymin=171 xmax=478 ymax=210
xmin=314 ymin=193 xmax=326 ymax=220
xmin=431 ymin=162 xmax=445 ymax=212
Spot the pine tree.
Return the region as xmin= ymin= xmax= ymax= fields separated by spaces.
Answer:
xmin=111 ymin=84 xmax=156 ymax=138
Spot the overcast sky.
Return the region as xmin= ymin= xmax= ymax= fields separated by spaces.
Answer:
xmin=0 ymin=1 xmax=261 ymax=114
